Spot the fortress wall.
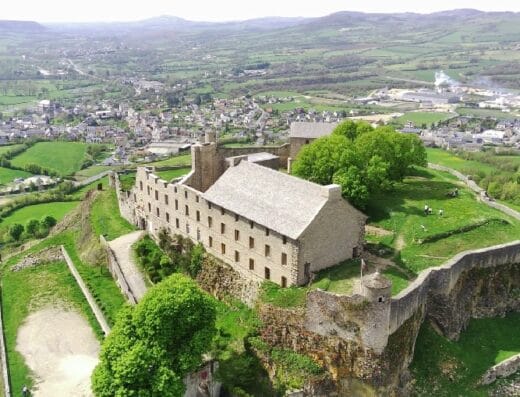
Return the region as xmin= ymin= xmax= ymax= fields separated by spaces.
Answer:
xmin=389 ymin=240 xmax=520 ymax=334
xmin=217 ymin=143 xmax=290 ymax=168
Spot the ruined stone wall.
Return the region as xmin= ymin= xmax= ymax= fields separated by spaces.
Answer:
xmin=481 ymin=353 xmax=520 ymax=385
xmin=111 ymin=171 xmax=138 ymax=226
xmin=218 ymin=144 xmax=290 ymax=169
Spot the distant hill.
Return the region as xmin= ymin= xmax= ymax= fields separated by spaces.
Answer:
xmin=0 ymin=20 xmax=46 ymax=33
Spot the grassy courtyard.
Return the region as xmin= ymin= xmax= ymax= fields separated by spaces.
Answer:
xmin=155 ymin=167 xmax=191 ymax=181
xmin=90 ymin=187 xmax=135 ymax=240
xmin=10 ymin=142 xmax=90 ymax=176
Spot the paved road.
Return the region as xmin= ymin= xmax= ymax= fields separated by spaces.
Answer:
xmin=107 ymin=231 xmax=148 ymax=301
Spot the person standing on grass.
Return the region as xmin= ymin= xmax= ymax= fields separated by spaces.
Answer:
xmin=22 ymin=385 xmax=29 ymax=397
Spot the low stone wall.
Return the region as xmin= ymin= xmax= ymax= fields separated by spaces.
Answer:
xmin=482 ymin=354 xmax=520 ymax=385
xmin=10 ymin=246 xmax=63 ymax=272
xmin=218 ymin=143 xmax=291 ymax=169
xmin=389 ymin=240 xmax=520 ymax=336
xmin=100 ymin=235 xmax=138 ymax=305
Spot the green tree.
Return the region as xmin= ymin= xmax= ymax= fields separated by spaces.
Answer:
xmin=92 ymin=274 xmax=216 ymax=397
xmin=25 ymin=219 xmax=40 ymax=237
xmin=189 ymin=243 xmax=205 ymax=277
xmin=9 ymin=223 xmax=24 ymax=241
xmin=41 ymin=215 xmax=57 ymax=228
xmin=332 ymin=119 xmax=373 ymax=141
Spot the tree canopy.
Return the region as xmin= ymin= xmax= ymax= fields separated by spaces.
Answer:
xmin=292 ymin=121 xmax=426 ymax=207
xmin=92 ymin=274 xmax=217 ymax=397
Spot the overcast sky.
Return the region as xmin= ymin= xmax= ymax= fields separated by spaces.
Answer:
xmin=2 ymin=0 xmax=519 ymax=23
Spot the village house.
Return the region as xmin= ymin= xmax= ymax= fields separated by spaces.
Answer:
xmin=118 ymin=132 xmax=366 ymax=287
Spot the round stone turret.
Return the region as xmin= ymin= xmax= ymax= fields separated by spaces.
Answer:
xmin=360 ymin=271 xmax=392 ymax=303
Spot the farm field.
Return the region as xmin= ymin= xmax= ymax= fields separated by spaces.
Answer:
xmin=10 ymin=142 xmax=89 ymax=176
xmin=0 ymin=201 xmax=78 ymax=230
xmin=0 ymin=167 xmax=32 ymax=186
xmin=395 ymin=111 xmax=454 ymax=126
xmin=412 ymin=312 xmax=520 ymax=396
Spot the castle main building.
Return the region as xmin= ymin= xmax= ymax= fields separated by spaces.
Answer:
xmin=117 ymin=133 xmax=366 ymax=287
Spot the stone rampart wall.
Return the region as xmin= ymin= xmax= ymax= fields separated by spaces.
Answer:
xmin=481 ymin=353 xmax=520 ymax=385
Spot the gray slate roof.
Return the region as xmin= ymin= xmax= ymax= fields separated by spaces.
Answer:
xmin=203 ymin=161 xmax=329 ymax=240
xmin=289 ymin=122 xmax=338 ymax=139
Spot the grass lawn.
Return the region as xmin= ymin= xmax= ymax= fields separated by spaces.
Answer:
xmin=10 ymin=142 xmax=89 ymax=177
xmin=0 ymin=167 xmax=32 ymax=186
xmin=90 ymin=188 xmax=135 ymax=240
xmin=1 ymin=260 xmax=103 ymax=393
xmin=69 ymin=176 xmax=109 ymax=200
xmin=395 ymin=112 xmax=454 ymax=126
xmin=155 ymin=167 xmax=190 ymax=181
xmin=365 ymin=167 xmax=520 ymax=274
xmin=426 ymin=148 xmax=496 ymax=175
xmin=147 ymin=154 xmax=191 ymax=167
xmin=411 ymin=312 xmax=520 ymax=396
xmin=0 ymin=201 xmax=79 ymax=230
xmin=0 ymin=144 xmax=25 ymax=156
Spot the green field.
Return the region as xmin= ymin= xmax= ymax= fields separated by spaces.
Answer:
xmin=1 ymin=260 xmax=103 ymax=393
xmin=426 ymin=148 xmax=496 ymax=175
xmin=0 ymin=201 xmax=78 ymax=230
xmin=155 ymin=167 xmax=190 ymax=181
xmin=365 ymin=167 xmax=520 ymax=274
xmin=10 ymin=142 xmax=89 ymax=176
xmin=0 ymin=167 xmax=32 ymax=186
xmin=147 ymin=154 xmax=191 ymax=167
xmin=396 ymin=112 xmax=454 ymax=126
xmin=90 ymin=188 xmax=135 ymax=240
xmin=456 ymin=107 xmax=520 ymax=120
xmin=412 ymin=312 xmax=520 ymax=396
xmin=0 ymin=144 xmax=25 ymax=156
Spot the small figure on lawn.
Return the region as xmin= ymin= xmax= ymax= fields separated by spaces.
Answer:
xmin=428 ymin=207 xmax=433 ymax=215
xmin=424 ymin=204 xmax=429 ymax=215
xmin=22 ymin=385 xmax=29 ymax=397
xmin=439 ymin=209 xmax=444 ymax=217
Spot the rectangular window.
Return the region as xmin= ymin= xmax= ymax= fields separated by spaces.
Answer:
xmin=133 ymin=193 xmax=136 ymax=201
xmin=165 ymin=194 xmax=169 ymax=205
xmin=166 ymin=212 xmax=170 ymax=222
xmin=221 ymin=223 xmax=225 ymax=234
xmin=281 ymin=276 xmax=287 ymax=288
xmin=265 ymin=228 xmax=270 ymax=236
xmin=156 ymin=207 xmax=160 ymax=217
xmin=147 ymin=186 xmax=150 ymax=195
xmin=281 ymin=253 xmax=287 ymax=266
xmin=265 ymin=244 xmax=271 ymax=257
xmin=148 ymin=203 xmax=151 ymax=212
xmin=249 ymin=237 xmax=255 ymax=249
xmin=196 ymin=196 xmax=200 ymax=203
xmin=282 ymin=236 xmax=287 ymax=244
xmin=235 ymin=214 xmax=239 ymax=221
xmin=221 ymin=207 xmax=225 ymax=215
xmin=234 ymin=229 xmax=240 ymax=241
xmin=265 ymin=267 xmax=270 ymax=280
xmin=140 ymin=181 xmax=143 ymax=191
xmin=186 ymin=223 xmax=190 ymax=234
xmin=221 ymin=243 xmax=226 ymax=255
xmin=234 ymin=250 xmax=240 ymax=262
xmin=175 ymin=199 xmax=178 ymax=210
xmin=184 ymin=190 xmax=188 ymax=199
xmin=196 ymin=210 xmax=200 ymax=222
xmin=185 ymin=205 xmax=189 ymax=216
xmin=174 ymin=186 xmax=178 ymax=193
xmin=208 ymin=202 xmax=212 ymax=210
xmin=209 ymin=236 xmax=213 ymax=247
xmin=155 ymin=190 xmax=158 ymax=200
xmin=175 ymin=218 xmax=179 ymax=228
xmin=250 ymin=221 xmax=254 ymax=229
xmin=249 ymin=258 xmax=255 ymax=270
xmin=208 ymin=216 xmax=213 ymax=228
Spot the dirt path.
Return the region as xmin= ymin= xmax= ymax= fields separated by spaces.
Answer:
xmin=16 ymin=307 xmax=100 ymax=397
xmin=107 ymin=231 xmax=148 ymax=301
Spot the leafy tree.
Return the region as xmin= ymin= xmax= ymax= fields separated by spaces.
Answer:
xmin=9 ymin=223 xmax=24 ymax=241
xmin=25 ymin=219 xmax=40 ymax=237
xmin=189 ymin=243 xmax=205 ymax=277
xmin=332 ymin=119 xmax=373 ymax=141
xmin=92 ymin=274 xmax=217 ymax=397
xmin=41 ymin=215 xmax=57 ymax=228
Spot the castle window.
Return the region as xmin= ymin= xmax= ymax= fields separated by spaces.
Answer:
xmin=282 ymin=236 xmax=287 ymax=245
xmin=265 ymin=228 xmax=270 ymax=236
xmin=221 ymin=223 xmax=225 ymax=234
xmin=164 ymin=194 xmax=169 ymax=205
xmin=147 ymin=186 xmax=150 ymax=195
xmin=378 ymin=297 xmax=385 ymax=303
xmin=156 ymin=207 xmax=160 ymax=217
xmin=174 ymin=186 xmax=178 ymax=193
xmin=186 ymin=223 xmax=190 ymax=234
xmin=249 ymin=258 xmax=255 ymax=270
xmin=140 ymin=181 xmax=143 ymax=191
xmin=175 ymin=199 xmax=178 ymax=210
xmin=197 ymin=228 xmax=201 ymax=241
xmin=196 ymin=196 xmax=200 ymax=203
xmin=265 ymin=244 xmax=271 ymax=257
xmin=166 ymin=212 xmax=170 ymax=223
xmin=176 ymin=218 xmax=179 ymax=228
xmin=281 ymin=253 xmax=287 ymax=266
xmin=133 ymin=193 xmax=136 ymax=201
xmin=250 ymin=221 xmax=254 ymax=229
xmin=281 ymin=276 xmax=287 ymax=288
xmin=208 ymin=202 xmax=212 ymax=210
xmin=185 ymin=205 xmax=189 ymax=216
xmin=196 ymin=210 xmax=200 ymax=222
xmin=234 ymin=229 xmax=240 ymax=241
xmin=221 ymin=243 xmax=226 ymax=255
xmin=208 ymin=216 xmax=213 ymax=228
xmin=148 ymin=203 xmax=151 ymax=212
xmin=184 ymin=190 xmax=188 ymax=199
xmin=264 ymin=267 xmax=270 ymax=280
xmin=249 ymin=237 xmax=255 ymax=249
xmin=235 ymin=214 xmax=239 ymax=222
xmin=209 ymin=236 xmax=213 ymax=247
xmin=234 ymin=250 xmax=240 ymax=262
xmin=305 ymin=139 xmax=310 ymax=144
xmin=155 ymin=190 xmax=158 ymax=200
xmin=221 ymin=207 xmax=225 ymax=215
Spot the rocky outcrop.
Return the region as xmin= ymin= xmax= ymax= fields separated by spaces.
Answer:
xmin=11 ymin=246 xmax=64 ymax=272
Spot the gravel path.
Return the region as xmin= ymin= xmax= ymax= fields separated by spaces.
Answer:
xmin=107 ymin=231 xmax=148 ymax=301
xmin=16 ymin=307 xmax=100 ymax=397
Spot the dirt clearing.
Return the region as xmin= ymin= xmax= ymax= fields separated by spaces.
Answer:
xmin=16 ymin=307 xmax=100 ymax=397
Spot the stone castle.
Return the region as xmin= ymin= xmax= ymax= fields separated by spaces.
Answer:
xmin=116 ymin=130 xmax=366 ymax=287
